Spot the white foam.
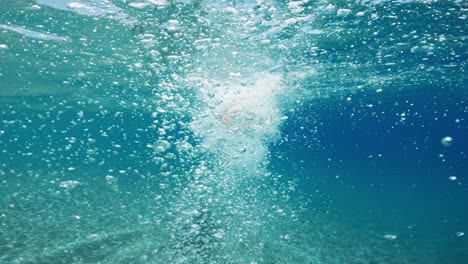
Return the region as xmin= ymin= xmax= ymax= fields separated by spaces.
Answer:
xmin=190 ymin=72 xmax=283 ymax=176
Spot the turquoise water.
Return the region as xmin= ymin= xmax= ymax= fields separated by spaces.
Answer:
xmin=1 ymin=0 xmax=467 ymax=263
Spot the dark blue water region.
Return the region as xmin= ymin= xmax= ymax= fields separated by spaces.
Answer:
xmin=271 ymin=84 xmax=468 ymax=261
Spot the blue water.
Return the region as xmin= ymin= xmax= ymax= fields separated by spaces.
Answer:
xmin=1 ymin=0 xmax=467 ymax=263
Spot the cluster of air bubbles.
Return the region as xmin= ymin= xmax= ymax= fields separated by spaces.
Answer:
xmin=105 ymin=175 xmax=118 ymax=191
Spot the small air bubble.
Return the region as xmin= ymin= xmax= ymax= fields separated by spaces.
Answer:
xmin=154 ymin=140 xmax=171 ymax=152
xmin=59 ymin=180 xmax=80 ymax=189
xmin=441 ymin=136 xmax=453 ymax=147
xmin=337 ymin=9 xmax=352 ymax=16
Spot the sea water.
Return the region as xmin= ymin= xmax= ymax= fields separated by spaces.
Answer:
xmin=0 ymin=0 xmax=467 ymax=263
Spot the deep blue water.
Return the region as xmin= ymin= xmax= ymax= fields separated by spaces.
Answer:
xmin=1 ymin=0 xmax=467 ymax=263
xmin=275 ymin=84 xmax=468 ymax=247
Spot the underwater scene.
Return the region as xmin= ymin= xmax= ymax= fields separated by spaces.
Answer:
xmin=0 ymin=0 xmax=467 ymax=263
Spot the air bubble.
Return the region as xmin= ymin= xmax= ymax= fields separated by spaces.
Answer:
xmin=441 ymin=136 xmax=453 ymax=147
xmin=59 ymin=180 xmax=80 ymax=189
xmin=154 ymin=140 xmax=171 ymax=152
xmin=384 ymin=234 xmax=397 ymax=240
